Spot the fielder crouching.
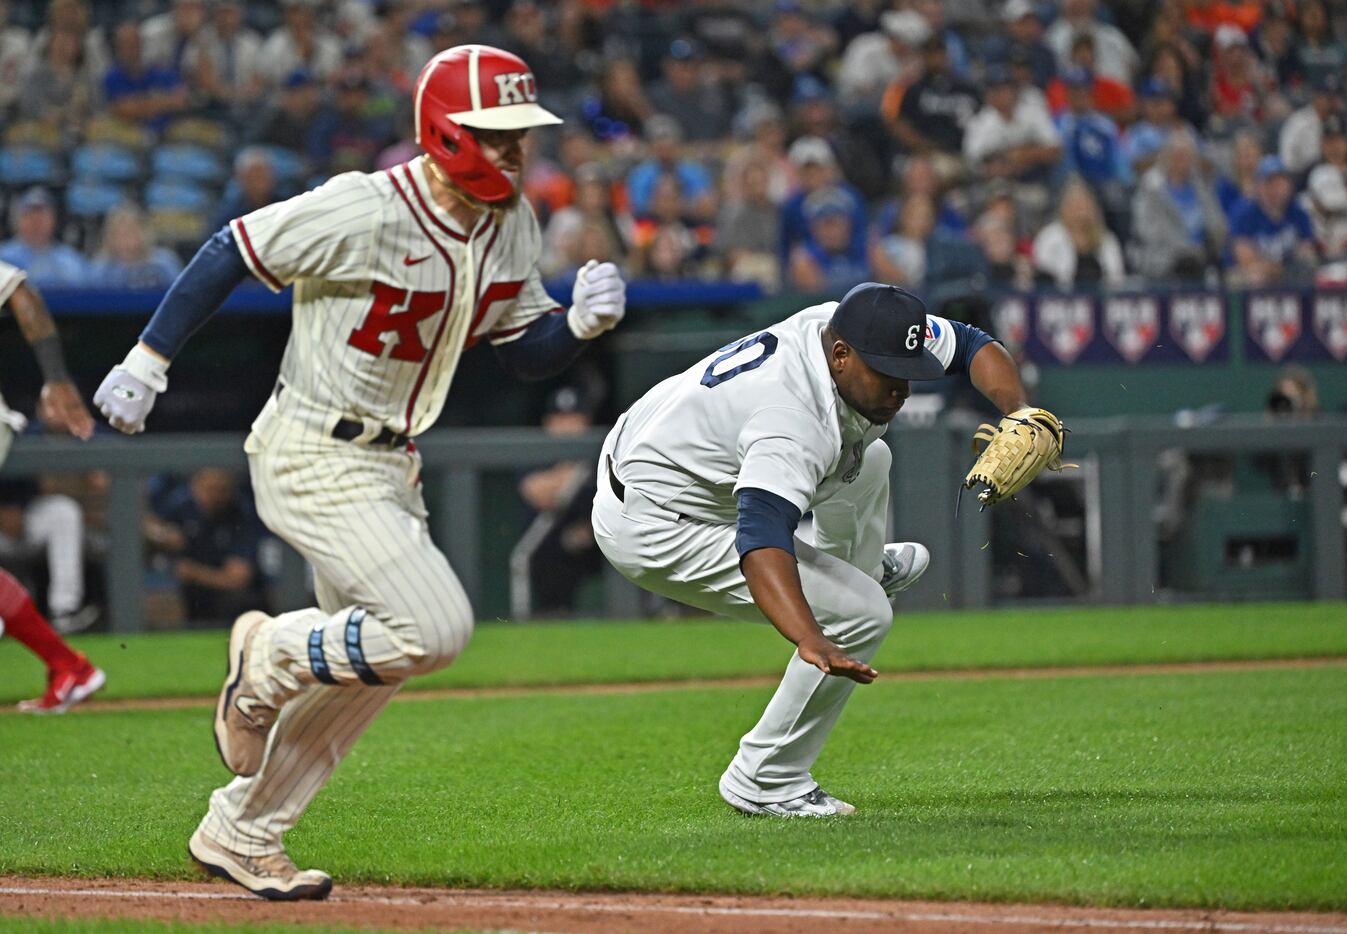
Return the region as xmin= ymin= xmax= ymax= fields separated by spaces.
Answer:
xmin=94 ymin=46 xmax=624 ymax=900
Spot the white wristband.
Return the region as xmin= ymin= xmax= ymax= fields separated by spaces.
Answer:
xmin=122 ymin=344 xmax=170 ymax=393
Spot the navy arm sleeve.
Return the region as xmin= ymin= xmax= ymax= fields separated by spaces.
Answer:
xmin=735 ymin=487 xmax=803 ymax=559
xmin=491 ymin=310 xmax=587 ymax=382
xmin=139 ymin=226 xmax=252 ymax=360
xmin=946 ymin=319 xmax=997 ymax=375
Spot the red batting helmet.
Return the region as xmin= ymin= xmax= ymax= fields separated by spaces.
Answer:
xmin=414 ymin=44 xmax=563 ymax=203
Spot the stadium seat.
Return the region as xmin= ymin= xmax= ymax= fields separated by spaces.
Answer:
xmin=3 ymin=120 xmax=62 ymax=151
xmin=149 ymin=208 xmax=208 ymax=251
xmin=0 ymin=147 xmax=61 ymax=187
xmin=152 ymin=144 xmax=225 ymax=186
xmin=146 ymin=179 xmax=211 ymax=212
xmin=71 ymin=144 xmax=142 ymax=184
xmin=162 ymin=117 xmax=232 ymax=152
xmin=83 ymin=116 xmax=152 ymax=152
xmin=66 ymin=180 xmax=126 ymax=218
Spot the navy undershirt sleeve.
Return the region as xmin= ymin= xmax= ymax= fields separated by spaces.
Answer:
xmin=735 ymin=487 xmax=803 ymax=559
xmin=946 ymin=319 xmax=997 ymax=375
xmin=491 ymin=310 xmax=587 ymax=381
xmin=139 ymin=226 xmax=252 ymax=360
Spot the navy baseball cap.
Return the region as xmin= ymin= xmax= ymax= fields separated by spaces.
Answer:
xmin=830 ymin=283 xmax=944 ymax=380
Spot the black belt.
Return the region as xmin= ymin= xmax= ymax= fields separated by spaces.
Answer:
xmin=606 ymin=455 xmax=625 ymax=503
xmin=332 ymin=418 xmax=410 ymax=449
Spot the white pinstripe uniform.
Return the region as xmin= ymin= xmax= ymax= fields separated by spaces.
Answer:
xmin=594 ymin=305 xmax=962 ymax=803
xmin=197 ymin=155 xmax=564 ymax=856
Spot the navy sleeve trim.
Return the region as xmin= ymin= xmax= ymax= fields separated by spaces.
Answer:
xmin=946 ymin=319 xmax=996 ymax=375
xmin=491 ymin=309 xmax=587 ymax=382
xmin=735 ymin=487 xmax=803 ymax=559
xmin=139 ymin=226 xmax=251 ymax=360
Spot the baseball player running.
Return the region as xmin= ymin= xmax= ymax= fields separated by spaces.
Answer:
xmin=593 ymin=283 xmax=1035 ymax=817
xmin=0 ymin=258 xmax=104 ymax=712
xmin=94 ymin=46 xmax=625 ymax=899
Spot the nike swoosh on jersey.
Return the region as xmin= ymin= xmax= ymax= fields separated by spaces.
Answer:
xmin=403 ymin=254 xmax=432 ymax=266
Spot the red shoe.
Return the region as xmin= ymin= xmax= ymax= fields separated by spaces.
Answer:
xmin=18 ymin=657 xmax=106 ymax=713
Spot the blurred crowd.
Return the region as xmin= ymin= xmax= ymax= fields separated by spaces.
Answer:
xmin=1 ymin=0 xmax=1346 ymax=298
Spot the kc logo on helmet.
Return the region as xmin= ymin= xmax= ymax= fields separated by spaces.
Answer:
xmin=494 ymin=72 xmax=538 ymax=105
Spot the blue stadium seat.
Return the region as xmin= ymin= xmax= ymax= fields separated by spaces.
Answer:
xmin=66 ymin=180 xmax=126 ymax=218
xmin=146 ymin=179 xmax=211 ymax=212
xmin=0 ymin=147 xmax=60 ymax=187
xmin=71 ymin=144 xmax=142 ymax=184
xmin=152 ymin=144 xmax=225 ymax=186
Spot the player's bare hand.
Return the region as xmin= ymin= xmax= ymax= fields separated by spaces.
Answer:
xmin=797 ymin=635 xmax=877 ymax=684
xmin=567 ymin=259 xmax=627 ymax=339
xmin=38 ymin=381 xmax=95 ymax=440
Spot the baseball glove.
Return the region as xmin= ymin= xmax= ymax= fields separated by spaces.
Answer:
xmin=963 ymin=407 xmax=1076 ymax=506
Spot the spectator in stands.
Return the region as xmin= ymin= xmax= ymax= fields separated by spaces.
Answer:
xmin=962 ymin=65 xmax=1061 ymax=189
xmin=1226 ymin=156 xmax=1318 ymax=287
xmin=715 ymin=161 xmax=782 ymax=290
xmin=1216 ymin=129 xmax=1263 ymax=217
xmin=630 ymin=174 xmax=708 ymax=281
xmin=1032 ymin=177 xmax=1126 ymax=290
xmin=1207 ymin=23 xmax=1276 ymax=132
xmin=872 ymin=155 xmax=967 ymax=246
xmin=89 ymin=204 xmax=184 ymax=289
xmin=145 ymin=468 xmax=266 ymax=625
xmin=788 ymin=186 xmax=870 ymax=294
xmin=212 ymin=148 xmax=281 ymax=232
xmin=1183 ymin=0 xmax=1262 ymax=35
xmin=1046 ymin=35 xmax=1134 ymax=121
xmin=1256 ymin=7 xmax=1303 ymax=93
xmin=836 ymin=9 xmax=925 ymax=109
xmin=1130 ymin=130 xmax=1227 ymax=282
xmin=0 ymin=475 xmax=97 ymax=634
xmin=542 ymin=163 xmax=629 ymax=279
xmin=871 ymin=193 xmax=934 ymax=288
xmin=501 ymin=0 xmax=582 ymax=108
xmin=723 ymin=101 xmax=794 ymax=207
xmin=515 ymin=385 xmax=603 ymax=617
xmin=16 ymin=25 xmax=100 ymax=133
xmin=763 ymin=0 xmax=836 ymax=95
xmin=259 ymin=0 xmax=342 ymax=88
xmin=626 ymin=115 xmax=715 ymax=223
xmin=1142 ymin=41 xmax=1207 ymax=130
xmin=889 ymin=31 xmax=980 ymax=183
xmin=1122 ymin=78 xmax=1193 ymax=178
xmin=1304 ymin=160 xmax=1347 ymax=266
xmin=309 ymin=70 xmax=392 ymax=175
xmin=589 ymin=56 xmax=653 ymax=140
xmin=790 ymin=73 xmax=887 ymax=201
xmin=32 ymin=0 xmax=109 ymax=90
xmin=991 ymin=2 xmax=1056 ymax=88
xmin=0 ymin=188 xmax=88 ymax=289
xmin=103 ymin=20 xmax=189 ymax=132
xmin=647 ymin=38 xmax=731 ymax=144
xmin=911 ymin=0 xmax=972 ymax=79
xmin=1295 ymin=0 xmax=1347 ymax=89
xmin=250 ymin=69 xmax=322 ymax=171
xmin=140 ymin=0 xmax=212 ymax=77
xmin=1056 ymin=67 xmax=1129 ymax=195
xmin=1279 ymin=75 xmax=1342 ymax=177
xmin=972 ymin=189 xmax=1034 ymax=290
xmin=0 ymin=0 xmax=30 ymax=115
xmin=1046 ymin=0 xmax=1139 ymax=84
xmin=199 ymin=0 xmax=264 ymax=115
xmin=778 ymin=135 xmax=865 ymax=269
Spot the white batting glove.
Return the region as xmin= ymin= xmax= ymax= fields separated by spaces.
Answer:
xmin=93 ymin=344 xmax=169 ymax=434
xmin=567 ymin=259 xmax=626 ymax=340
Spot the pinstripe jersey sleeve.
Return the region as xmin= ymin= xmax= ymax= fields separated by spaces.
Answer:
xmin=0 ymin=259 xmax=26 ymax=307
xmin=229 ymin=173 xmax=384 ymax=293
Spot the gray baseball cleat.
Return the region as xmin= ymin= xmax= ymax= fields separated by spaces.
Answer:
xmin=189 ymin=826 xmax=332 ymax=901
xmin=719 ymin=777 xmax=857 ymax=817
xmin=214 ymin=610 xmax=278 ymax=777
xmin=880 ymin=541 xmax=930 ymax=598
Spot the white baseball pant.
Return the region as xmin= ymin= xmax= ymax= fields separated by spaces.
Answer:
xmin=199 ymin=400 xmax=473 ymax=855
xmin=592 ymin=436 xmax=894 ymax=803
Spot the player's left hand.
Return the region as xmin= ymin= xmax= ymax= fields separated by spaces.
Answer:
xmin=567 ymin=259 xmax=626 ymax=340
xmin=38 ymin=381 xmax=95 ymax=440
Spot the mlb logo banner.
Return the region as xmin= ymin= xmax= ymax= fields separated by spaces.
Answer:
xmin=991 ymin=295 xmax=1030 ymax=351
xmin=1244 ymin=291 xmax=1306 ymax=362
xmin=1167 ymin=292 xmax=1228 ymax=363
xmin=1310 ymin=290 xmax=1347 ymax=361
xmin=1034 ymin=295 xmax=1096 ymax=364
xmin=1101 ymin=295 xmax=1161 ymax=363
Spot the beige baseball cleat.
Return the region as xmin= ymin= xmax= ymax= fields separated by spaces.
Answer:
xmin=214 ymin=611 xmax=278 ymax=777
xmin=189 ymin=826 xmax=332 ymax=901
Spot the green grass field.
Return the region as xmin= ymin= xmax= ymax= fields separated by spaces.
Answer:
xmin=1 ymin=603 xmax=1345 ymax=913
